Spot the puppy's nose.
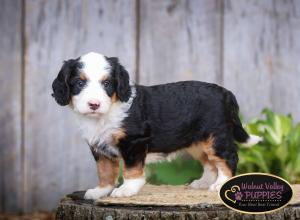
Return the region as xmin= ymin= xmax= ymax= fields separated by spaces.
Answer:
xmin=88 ymin=100 xmax=100 ymax=110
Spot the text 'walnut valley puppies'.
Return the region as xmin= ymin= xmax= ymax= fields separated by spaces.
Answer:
xmin=52 ymin=52 xmax=262 ymax=200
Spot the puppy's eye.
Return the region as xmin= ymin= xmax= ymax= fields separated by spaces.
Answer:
xmin=103 ymin=80 xmax=110 ymax=87
xmin=77 ymin=80 xmax=84 ymax=88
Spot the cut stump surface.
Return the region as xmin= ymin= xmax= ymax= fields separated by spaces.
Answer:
xmin=56 ymin=184 xmax=300 ymax=220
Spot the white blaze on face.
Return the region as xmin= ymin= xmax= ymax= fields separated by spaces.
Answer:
xmin=72 ymin=52 xmax=112 ymax=115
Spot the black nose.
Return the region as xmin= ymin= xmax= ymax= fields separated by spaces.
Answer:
xmin=88 ymin=100 xmax=100 ymax=110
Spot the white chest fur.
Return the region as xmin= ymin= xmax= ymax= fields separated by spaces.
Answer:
xmin=75 ymin=101 xmax=131 ymax=147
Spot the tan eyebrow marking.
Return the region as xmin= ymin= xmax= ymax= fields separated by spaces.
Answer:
xmin=79 ymin=72 xmax=88 ymax=81
xmin=100 ymin=74 xmax=109 ymax=81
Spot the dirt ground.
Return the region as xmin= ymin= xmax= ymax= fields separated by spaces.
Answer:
xmin=0 ymin=212 xmax=54 ymax=220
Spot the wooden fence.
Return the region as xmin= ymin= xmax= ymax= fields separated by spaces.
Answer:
xmin=0 ymin=0 xmax=299 ymax=213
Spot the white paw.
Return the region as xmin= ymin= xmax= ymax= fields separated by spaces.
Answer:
xmin=111 ymin=178 xmax=145 ymax=197
xmin=84 ymin=186 xmax=113 ymax=200
xmin=209 ymin=169 xmax=231 ymax=191
xmin=189 ymin=166 xmax=217 ymax=189
xmin=209 ymin=182 xmax=222 ymax=191
xmin=189 ymin=178 xmax=211 ymax=189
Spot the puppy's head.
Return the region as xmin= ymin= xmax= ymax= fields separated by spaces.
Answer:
xmin=52 ymin=52 xmax=131 ymax=116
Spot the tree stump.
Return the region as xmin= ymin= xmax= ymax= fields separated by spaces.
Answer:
xmin=56 ymin=184 xmax=300 ymax=220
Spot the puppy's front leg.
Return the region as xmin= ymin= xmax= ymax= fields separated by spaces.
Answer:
xmin=84 ymin=153 xmax=119 ymax=200
xmin=111 ymin=162 xmax=145 ymax=197
xmin=111 ymin=125 xmax=149 ymax=197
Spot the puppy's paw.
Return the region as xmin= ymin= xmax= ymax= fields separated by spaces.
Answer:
xmin=189 ymin=169 xmax=217 ymax=189
xmin=189 ymin=179 xmax=211 ymax=189
xmin=208 ymin=182 xmax=222 ymax=192
xmin=111 ymin=185 xmax=136 ymax=197
xmin=111 ymin=178 xmax=145 ymax=197
xmin=84 ymin=186 xmax=113 ymax=200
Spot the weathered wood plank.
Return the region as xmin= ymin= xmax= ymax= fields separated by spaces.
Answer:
xmin=268 ymin=0 xmax=300 ymax=122
xmin=23 ymin=0 xmax=137 ymax=211
xmin=223 ymin=0 xmax=273 ymax=120
xmin=0 ymin=0 xmax=22 ymax=212
xmin=139 ymin=0 xmax=223 ymax=85
xmin=223 ymin=0 xmax=300 ymax=121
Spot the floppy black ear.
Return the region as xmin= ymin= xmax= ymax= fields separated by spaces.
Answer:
xmin=51 ymin=59 xmax=77 ymax=106
xmin=108 ymin=57 xmax=132 ymax=102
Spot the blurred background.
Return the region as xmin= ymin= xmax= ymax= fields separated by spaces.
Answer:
xmin=1 ymin=0 xmax=300 ymax=216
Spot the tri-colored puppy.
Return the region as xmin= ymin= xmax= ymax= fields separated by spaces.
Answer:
xmin=52 ymin=52 xmax=261 ymax=199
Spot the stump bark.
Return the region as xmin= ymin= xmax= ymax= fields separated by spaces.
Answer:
xmin=56 ymin=184 xmax=300 ymax=220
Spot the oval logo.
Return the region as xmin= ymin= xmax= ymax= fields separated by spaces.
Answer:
xmin=219 ymin=173 xmax=293 ymax=214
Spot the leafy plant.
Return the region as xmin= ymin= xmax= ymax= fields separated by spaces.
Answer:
xmin=238 ymin=108 xmax=300 ymax=183
xmin=146 ymin=155 xmax=202 ymax=185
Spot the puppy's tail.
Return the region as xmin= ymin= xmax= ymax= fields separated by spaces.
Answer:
xmin=225 ymin=90 xmax=262 ymax=147
xmin=233 ymin=126 xmax=262 ymax=148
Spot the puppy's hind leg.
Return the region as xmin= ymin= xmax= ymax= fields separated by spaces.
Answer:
xmin=203 ymin=138 xmax=238 ymax=191
xmin=186 ymin=142 xmax=218 ymax=189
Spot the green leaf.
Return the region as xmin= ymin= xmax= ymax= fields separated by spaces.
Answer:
xmin=146 ymin=156 xmax=202 ymax=185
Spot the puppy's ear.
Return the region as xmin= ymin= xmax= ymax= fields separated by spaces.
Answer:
xmin=108 ymin=57 xmax=132 ymax=102
xmin=51 ymin=59 xmax=77 ymax=106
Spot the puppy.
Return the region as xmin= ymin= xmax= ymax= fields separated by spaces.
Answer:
xmin=52 ymin=52 xmax=261 ymax=199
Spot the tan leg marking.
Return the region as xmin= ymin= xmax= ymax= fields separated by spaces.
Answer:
xmin=97 ymin=155 xmax=120 ymax=187
xmin=111 ymin=162 xmax=146 ymax=197
xmin=186 ymin=138 xmax=218 ymax=171
xmin=201 ymin=136 xmax=232 ymax=177
xmin=213 ymin=160 xmax=232 ymax=177
xmin=123 ymin=162 xmax=145 ymax=179
xmin=196 ymin=136 xmax=233 ymax=191
xmin=112 ymin=128 xmax=126 ymax=145
xmin=186 ymin=140 xmax=218 ymax=189
xmin=84 ymin=155 xmax=119 ymax=200
xmin=186 ymin=141 xmax=209 ymax=163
